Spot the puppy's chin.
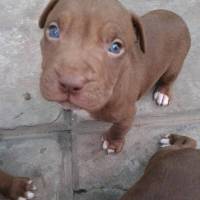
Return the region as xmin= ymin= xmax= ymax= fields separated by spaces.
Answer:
xmin=59 ymin=102 xmax=93 ymax=120
xmin=59 ymin=101 xmax=98 ymax=113
xmin=59 ymin=102 xmax=80 ymax=111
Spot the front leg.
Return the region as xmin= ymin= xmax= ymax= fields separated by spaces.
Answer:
xmin=102 ymin=106 xmax=136 ymax=154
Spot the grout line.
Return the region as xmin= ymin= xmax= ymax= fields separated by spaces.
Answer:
xmin=62 ymin=109 xmax=80 ymax=199
xmin=71 ymin=127 xmax=81 ymax=199
xmin=59 ymin=131 xmax=74 ymax=200
xmin=134 ymin=111 xmax=200 ymax=128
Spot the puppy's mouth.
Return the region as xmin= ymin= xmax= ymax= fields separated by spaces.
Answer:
xmin=56 ymin=91 xmax=91 ymax=111
xmin=58 ymin=98 xmax=81 ymax=111
xmin=55 ymin=90 xmax=105 ymax=112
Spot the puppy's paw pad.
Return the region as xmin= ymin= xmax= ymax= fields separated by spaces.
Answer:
xmin=154 ymin=92 xmax=169 ymax=106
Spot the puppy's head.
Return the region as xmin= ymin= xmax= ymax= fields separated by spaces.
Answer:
xmin=39 ymin=0 xmax=146 ymax=112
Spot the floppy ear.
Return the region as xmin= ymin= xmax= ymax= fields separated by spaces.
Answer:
xmin=39 ymin=0 xmax=60 ymax=29
xmin=131 ymin=13 xmax=146 ymax=53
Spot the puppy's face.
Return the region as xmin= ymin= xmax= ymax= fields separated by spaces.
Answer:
xmin=39 ymin=0 xmax=145 ymax=112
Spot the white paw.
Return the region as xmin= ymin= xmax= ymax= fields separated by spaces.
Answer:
xmin=160 ymin=135 xmax=171 ymax=148
xmin=17 ymin=180 xmax=36 ymax=200
xmin=107 ymin=149 xmax=115 ymax=154
xmin=154 ymin=92 xmax=169 ymax=106
xmin=102 ymin=140 xmax=109 ymax=150
xmin=25 ymin=191 xmax=35 ymax=199
xmin=102 ymin=139 xmax=115 ymax=154
xmin=17 ymin=191 xmax=35 ymax=200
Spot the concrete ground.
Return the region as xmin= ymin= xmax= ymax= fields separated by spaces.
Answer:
xmin=1 ymin=110 xmax=200 ymax=200
xmin=0 ymin=0 xmax=200 ymax=200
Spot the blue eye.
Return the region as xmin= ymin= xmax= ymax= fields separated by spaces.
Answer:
xmin=47 ymin=23 xmax=60 ymax=39
xmin=108 ymin=41 xmax=123 ymax=54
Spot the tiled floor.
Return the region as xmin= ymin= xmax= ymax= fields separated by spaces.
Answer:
xmin=0 ymin=110 xmax=200 ymax=200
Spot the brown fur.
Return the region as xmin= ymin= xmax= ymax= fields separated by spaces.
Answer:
xmin=121 ymin=134 xmax=199 ymax=200
xmin=39 ymin=0 xmax=191 ymax=152
xmin=0 ymin=170 xmax=31 ymax=200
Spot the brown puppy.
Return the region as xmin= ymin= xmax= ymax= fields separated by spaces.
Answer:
xmin=0 ymin=170 xmax=35 ymax=200
xmin=39 ymin=0 xmax=191 ymax=153
xmin=121 ymin=134 xmax=199 ymax=200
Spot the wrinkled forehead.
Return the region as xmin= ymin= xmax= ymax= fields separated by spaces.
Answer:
xmin=46 ymin=0 xmax=131 ymax=31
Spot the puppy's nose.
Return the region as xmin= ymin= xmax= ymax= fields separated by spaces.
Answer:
xmin=59 ymin=75 xmax=87 ymax=93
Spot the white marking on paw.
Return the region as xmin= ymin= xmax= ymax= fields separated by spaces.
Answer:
xmin=107 ymin=149 xmax=115 ymax=154
xmin=102 ymin=140 xmax=109 ymax=150
xmin=18 ymin=197 xmax=26 ymax=200
xmin=25 ymin=191 xmax=34 ymax=199
xmin=163 ymin=95 xmax=169 ymax=106
xmin=158 ymin=93 xmax=164 ymax=105
xmin=154 ymin=92 xmax=159 ymax=100
xmin=154 ymin=92 xmax=169 ymax=106
xmin=160 ymin=135 xmax=171 ymax=148
xmin=160 ymin=138 xmax=170 ymax=145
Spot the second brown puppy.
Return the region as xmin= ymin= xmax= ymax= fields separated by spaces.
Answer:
xmin=121 ymin=134 xmax=198 ymax=200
